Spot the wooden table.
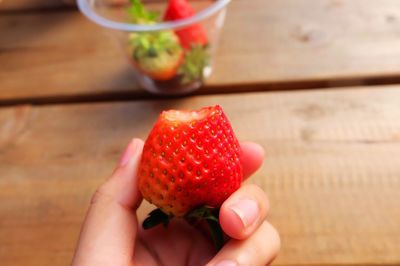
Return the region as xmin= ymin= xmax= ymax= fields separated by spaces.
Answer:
xmin=1 ymin=1 xmax=400 ymax=265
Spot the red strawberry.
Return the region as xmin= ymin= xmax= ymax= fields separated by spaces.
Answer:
xmin=164 ymin=0 xmax=208 ymax=49
xmin=138 ymin=105 xmax=242 ymax=217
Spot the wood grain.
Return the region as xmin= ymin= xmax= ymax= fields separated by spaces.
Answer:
xmin=3 ymin=0 xmax=400 ymax=102
xmin=1 ymin=86 xmax=400 ymax=265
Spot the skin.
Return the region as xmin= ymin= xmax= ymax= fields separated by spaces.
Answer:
xmin=72 ymin=139 xmax=280 ymax=266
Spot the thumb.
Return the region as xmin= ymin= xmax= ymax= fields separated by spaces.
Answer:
xmin=73 ymin=138 xmax=144 ymax=266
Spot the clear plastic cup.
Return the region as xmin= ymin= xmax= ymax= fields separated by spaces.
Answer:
xmin=77 ymin=0 xmax=231 ymax=95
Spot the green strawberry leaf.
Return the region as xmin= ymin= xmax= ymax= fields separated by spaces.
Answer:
xmin=179 ymin=44 xmax=210 ymax=84
xmin=185 ymin=206 xmax=226 ymax=250
xmin=185 ymin=205 xmax=219 ymax=222
xmin=206 ymin=219 xmax=225 ymax=251
xmin=129 ymin=31 xmax=183 ymax=67
xmin=143 ymin=206 xmax=226 ymax=250
xmin=128 ymin=0 xmax=160 ymax=24
xmin=143 ymin=208 xmax=171 ymax=229
xmin=127 ymin=0 xmax=184 ymax=80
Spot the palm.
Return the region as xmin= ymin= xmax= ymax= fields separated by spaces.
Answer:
xmin=134 ymin=219 xmax=215 ymax=266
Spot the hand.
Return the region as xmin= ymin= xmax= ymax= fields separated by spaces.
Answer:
xmin=72 ymin=139 xmax=280 ymax=266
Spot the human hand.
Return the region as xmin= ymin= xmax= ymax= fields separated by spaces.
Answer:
xmin=72 ymin=138 xmax=280 ymax=266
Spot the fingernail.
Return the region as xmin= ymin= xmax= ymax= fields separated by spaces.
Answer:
xmin=214 ymin=260 xmax=237 ymax=266
xmin=119 ymin=139 xmax=138 ymax=167
xmin=229 ymin=199 xmax=259 ymax=228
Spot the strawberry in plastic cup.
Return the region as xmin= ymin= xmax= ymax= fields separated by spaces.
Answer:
xmin=78 ymin=0 xmax=231 ymax=95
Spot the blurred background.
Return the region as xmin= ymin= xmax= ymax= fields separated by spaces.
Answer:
xmin=1 ymin=0 xmax=400 ymax=265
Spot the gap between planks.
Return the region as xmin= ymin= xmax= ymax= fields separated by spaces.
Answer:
xmin=2 ymin=75 xmax=400 ymax=107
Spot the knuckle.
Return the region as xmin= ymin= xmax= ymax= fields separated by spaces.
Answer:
xmin=245 ymin=183 xmax=267 ymax=197
xmin=244 ymin=184 xmax=270 ymax=210
xmin=252 ymin=222 xmax=280 ymax=265
xmin=267 ymin=222 xmax=281 ymax=254
xmin=90 ymin=185 xmax=113 ymax=205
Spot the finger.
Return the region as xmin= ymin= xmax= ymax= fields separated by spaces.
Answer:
xmin=220 ymin=184 xmax=269 ymax=240
xmin=207 ymin=221 xmax=280 ymax=266
xmin=240 ymin=142 xmax=264 ymax=180
xmin=72 ymin=138 xmax=144 ymax=266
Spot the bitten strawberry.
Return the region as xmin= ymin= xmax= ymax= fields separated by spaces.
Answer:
xmin=164 ymin=0 xmax=208 ymax=49
xmin=138 ymin=105 xmax=242 ymax=217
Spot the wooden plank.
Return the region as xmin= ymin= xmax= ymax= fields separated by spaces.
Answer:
xmin=1 ymin=85 xmax=400 ymax=265
xmin=0 ymin=0 xmax=74 ymax=11
xmin=3 ymin=0 xmax=400 ymax=102
xmin=0 ymin=10 xmax=140 ymax=102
